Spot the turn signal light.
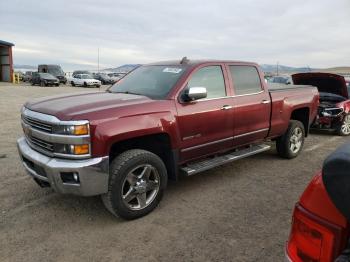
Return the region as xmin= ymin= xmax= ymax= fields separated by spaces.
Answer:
xmin=73 ymin=144 xmax=89 ymax=155
xmin=286 ymin=204 xmax=339 ymax=262
xmin=74 ymin=124 xmax=89 ymax=135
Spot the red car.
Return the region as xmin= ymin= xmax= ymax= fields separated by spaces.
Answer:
xmin=286 ymin=143 xmax=350 ymax=261
xmin=292 ymin=73 xmax=350 ymax=136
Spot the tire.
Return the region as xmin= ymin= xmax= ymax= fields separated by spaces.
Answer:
xmin=101 ymin=149 xmax=167 ymax=220
xmin=276 ymin=120 xmax=305 ymax=159
xmin=83 ymin=82 xmax=87 ymax=87
xmin=336 ymin=114 xmax=350 ymax=136
xmin=71 ymin=81 xmax=75 ymax=86
xmin=40 ymin=81 xmax=45 ymax=87
xmin=55 ymin=83 xmax=59 ymax=87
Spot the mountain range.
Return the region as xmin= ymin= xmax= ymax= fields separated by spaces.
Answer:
xmin=14 ymin=64 xmax=350 ymax=75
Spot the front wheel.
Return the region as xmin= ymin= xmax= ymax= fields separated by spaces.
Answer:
xmin=83 ymin=82 xmax=87 ymax=87
xmin=276 ymin=120 xmax=305 ymax=159
xmin=71 ymin=81 xmax=75 ymax=86
xmin=101 ymin=149 xmax=167 ymax=220
xmin=336 ymin=114 xmax=350 ymax=136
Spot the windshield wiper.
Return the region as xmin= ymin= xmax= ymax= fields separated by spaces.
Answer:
xmin=113 ymin=91 xmax=143 ymax=96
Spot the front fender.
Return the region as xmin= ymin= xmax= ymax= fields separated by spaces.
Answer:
xmin=91 ymin=111 xmax=180 ymax=156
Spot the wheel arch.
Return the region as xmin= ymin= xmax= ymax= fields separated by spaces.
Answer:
xmin=109 ymin=133 xmax=179 ymax=181
xmin=290 ymin=107 xmax=310 ymax=136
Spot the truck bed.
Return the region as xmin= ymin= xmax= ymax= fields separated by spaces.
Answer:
xmin=267 ymin=84 xmax=319 ymax=138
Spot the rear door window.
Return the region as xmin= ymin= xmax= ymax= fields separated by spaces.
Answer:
xmin=229 ymin=66 xmax=262 ymax=95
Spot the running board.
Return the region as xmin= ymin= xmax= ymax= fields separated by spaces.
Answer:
xmin=180 ymin=144 xmax=271 ymax=176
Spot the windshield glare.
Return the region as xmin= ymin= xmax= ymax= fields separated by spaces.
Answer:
xmin=109 ymin=65 xmax=187 ymax=99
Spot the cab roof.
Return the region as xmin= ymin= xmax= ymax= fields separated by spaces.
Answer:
xmin=147 ymin=59 xmax=258 ymax=67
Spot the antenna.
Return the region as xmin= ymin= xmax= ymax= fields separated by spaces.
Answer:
xmin=180 ymin=56 xmax=189 ymax=64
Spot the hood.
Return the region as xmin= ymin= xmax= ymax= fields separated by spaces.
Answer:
xmin=25 ymin=92 xmax=153 ymax=121
xmin=42 ymin=76 xmax=58 ymax=81
xmin=292 ymin=73 xmax=348 ymax=98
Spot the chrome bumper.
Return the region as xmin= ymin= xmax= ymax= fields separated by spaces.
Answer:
xmin=17 ymin=137 xmax=109 ymax=196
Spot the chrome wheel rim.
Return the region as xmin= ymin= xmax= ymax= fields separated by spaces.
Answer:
xmin=121 ymin=164 xmax=160 ymax=211
xmin=290 ymin=127 xmax=303 ymax=154
xmin=341 ymin=115 xmax=350 ymax=135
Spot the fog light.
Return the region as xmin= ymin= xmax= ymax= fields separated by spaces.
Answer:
xmin=61 ymin=172 xmax=80 ymax=184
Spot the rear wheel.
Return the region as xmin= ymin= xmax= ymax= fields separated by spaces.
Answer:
xmin=83 ymin=82 xmax=87 ymax=87
xmin=276 ymin=120 xmax=305 ymax=159
xmin=71 ymin=81 xmax=75 ymax=86
xmin=336 ymin=114 xmax=350 ymax=136
xmin=101 ymin=149 xmax=167 ymax=220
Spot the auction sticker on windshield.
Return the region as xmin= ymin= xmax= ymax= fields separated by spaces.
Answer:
xmin=163 ymin=68 xmax=182 ymax=73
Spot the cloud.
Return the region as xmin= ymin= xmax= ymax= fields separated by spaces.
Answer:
xmin=1 ymin=0 xmax=349 ymax=70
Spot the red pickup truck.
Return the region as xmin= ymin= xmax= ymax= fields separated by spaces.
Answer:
xmin=17 ymin=59 xmax=319 ymax=219
xmin=286 ymin=143 xmax=350 ymax=262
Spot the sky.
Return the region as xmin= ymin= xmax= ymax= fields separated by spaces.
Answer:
xmin=1 ymin=0 xmax=350 ymax=71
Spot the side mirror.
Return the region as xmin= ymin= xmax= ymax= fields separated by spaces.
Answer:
xmin=184 ymin=87 xmax=207 ymax=101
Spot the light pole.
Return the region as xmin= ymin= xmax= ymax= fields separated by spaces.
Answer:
xmin=97 ymin=47 xmax=100 ymax=73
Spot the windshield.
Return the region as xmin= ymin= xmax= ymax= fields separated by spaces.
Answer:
xmin=109 ymin=65 xmax=187 ymax=99
xmin=48 ymin=66 xmax=64 ymax=75
xmin=81 ymin=74 xmax=93 ymax=79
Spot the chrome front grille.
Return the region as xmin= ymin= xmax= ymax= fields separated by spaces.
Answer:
xmin=28 ymin=136 xmax=54 ymax=152
xmin=22 ymin=115 xmax=52 ymax=133
xmin=21 ymin=108 xmax=91 ymax=159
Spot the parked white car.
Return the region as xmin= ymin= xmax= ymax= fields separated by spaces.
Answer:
xmin=70 ymin=74 xmax=101 ymax=87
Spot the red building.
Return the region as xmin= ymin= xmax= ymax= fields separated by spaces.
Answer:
xmin=0 ymin=40 xmax=14 ymax=82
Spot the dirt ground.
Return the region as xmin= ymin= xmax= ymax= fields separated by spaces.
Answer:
xmin=0 ymin=82 xmax=348 ymax=262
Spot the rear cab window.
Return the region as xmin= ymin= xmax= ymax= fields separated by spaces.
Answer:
xmin=229 ymin=65 xmax=263 ymax=95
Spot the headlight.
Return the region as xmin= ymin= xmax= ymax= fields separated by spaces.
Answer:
xmin=322 ymin=108 xmax=343 ymax=117
xmin=53 ymin=123 xmax=89 ymax=135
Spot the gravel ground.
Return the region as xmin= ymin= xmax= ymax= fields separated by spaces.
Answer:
xmin=0 ymin=82 xmax=348 ymax=262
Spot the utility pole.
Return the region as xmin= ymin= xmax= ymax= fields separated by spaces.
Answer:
xmin=97 ymin=47 xmax=100 ymax=73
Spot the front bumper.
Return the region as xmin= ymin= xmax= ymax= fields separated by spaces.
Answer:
xmin=17 ymin=137 xmax=109 ymax=196
xmin=87 ymin=82 xmax=100 ymax=86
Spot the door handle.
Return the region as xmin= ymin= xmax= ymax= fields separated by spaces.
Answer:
xmin=221 ymin=105 xmax=233 ymax=110
xmin=261 ymin=100 xmax=270 ymax=104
